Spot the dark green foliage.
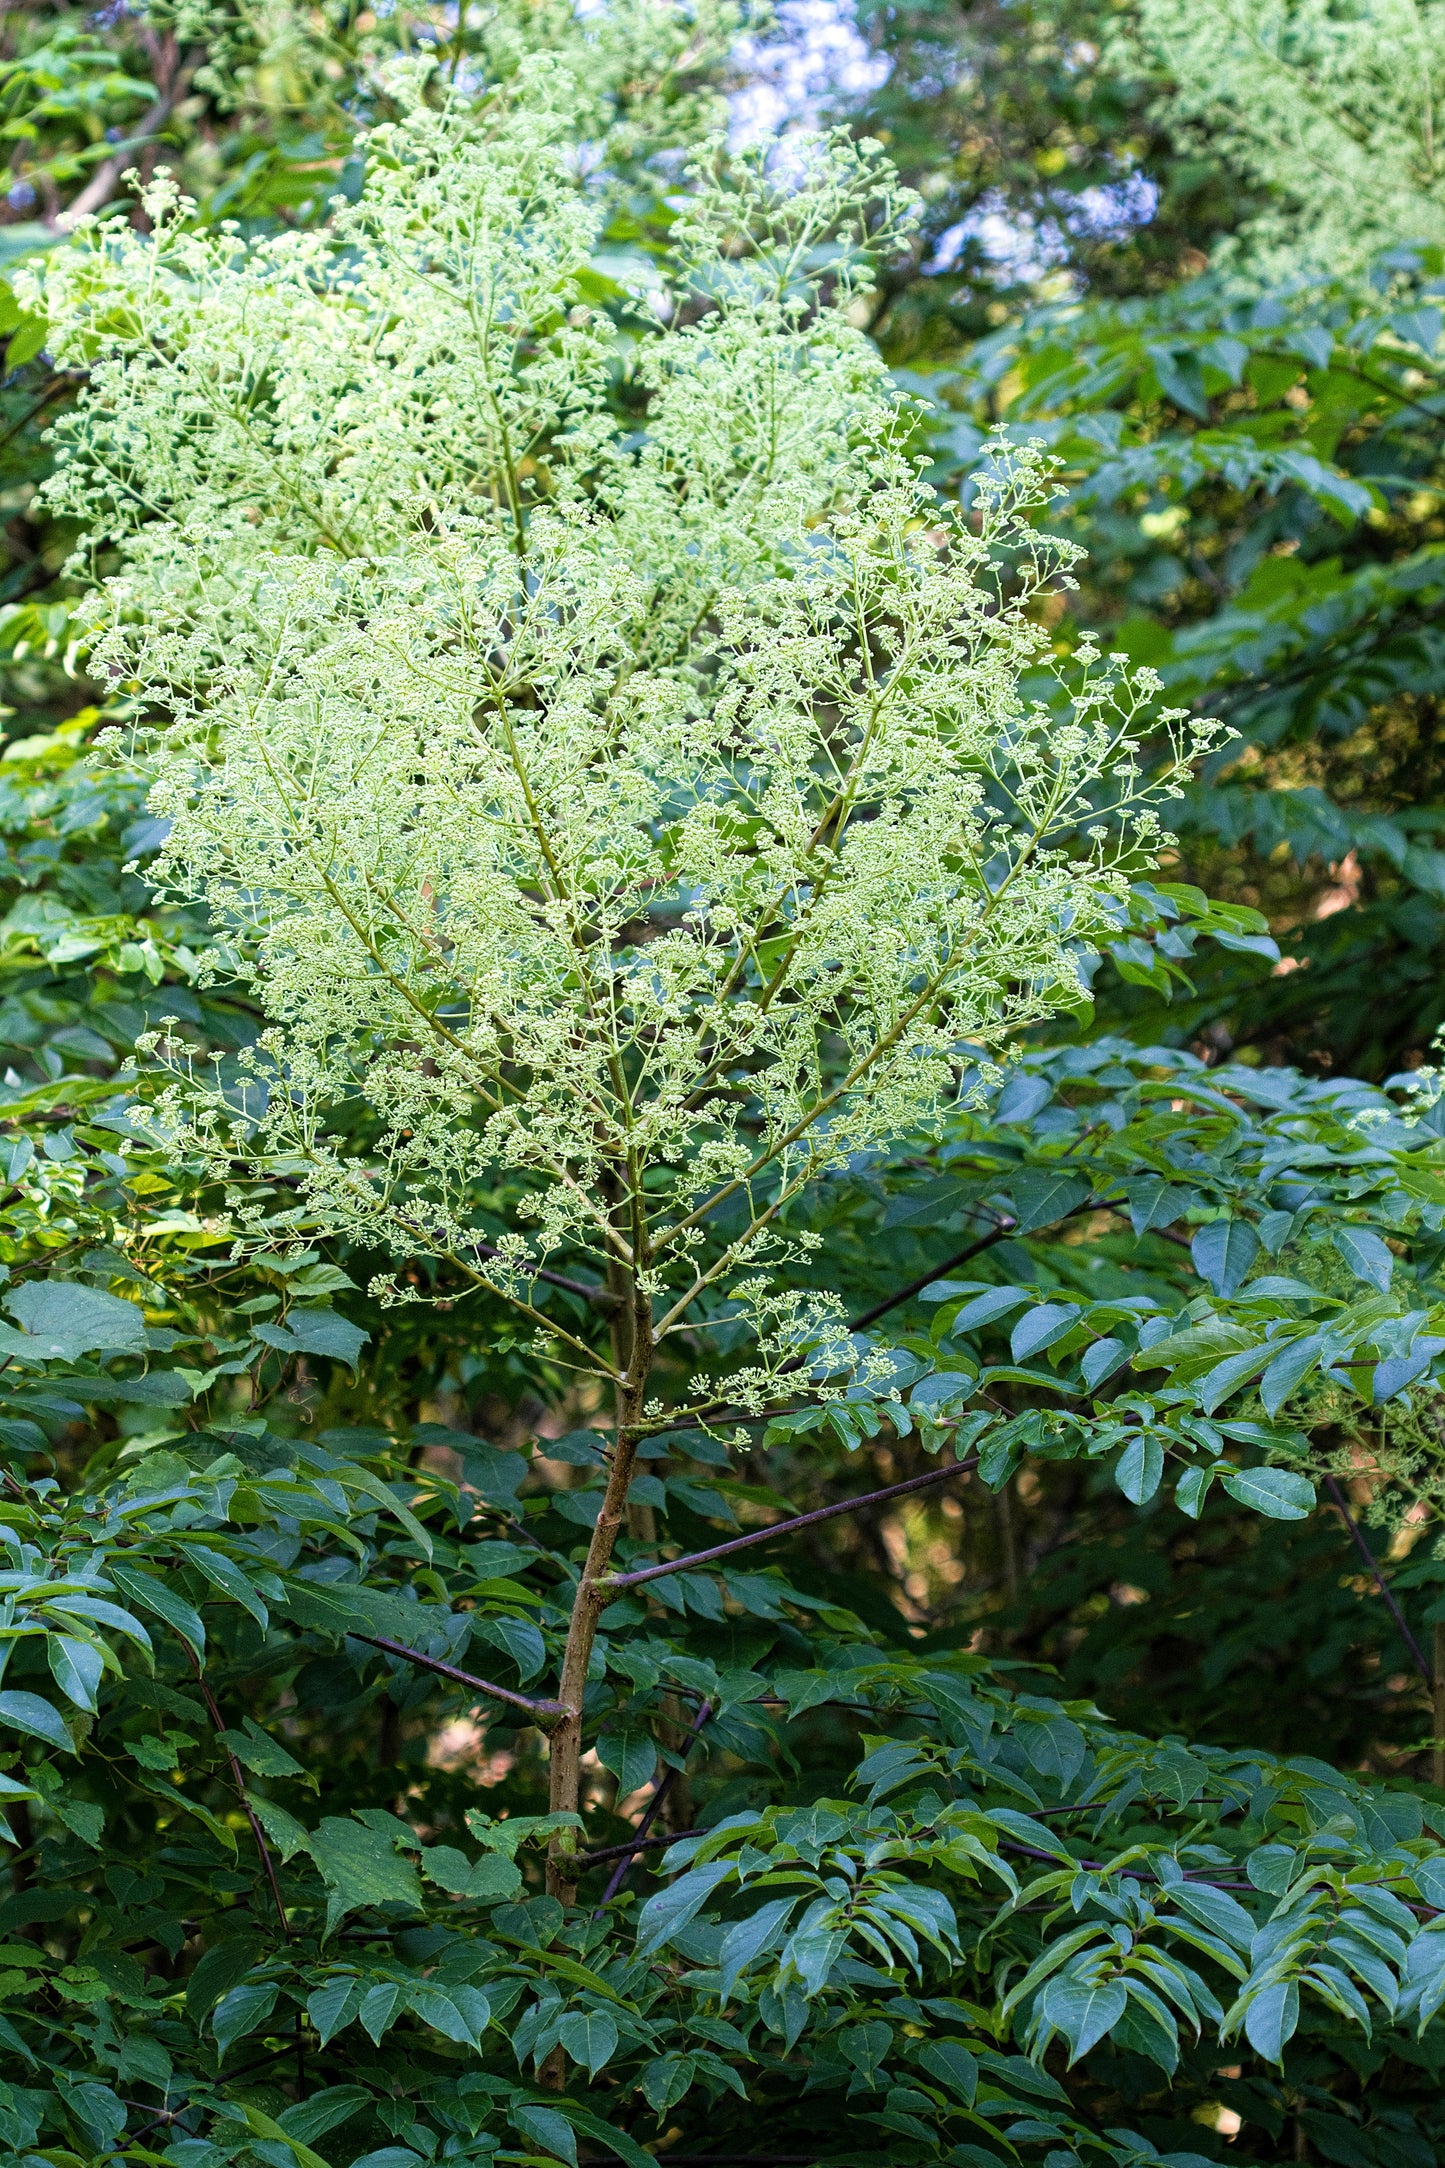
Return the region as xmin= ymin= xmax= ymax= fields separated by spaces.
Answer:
xmin=3 ymin=991 xmax=1445 ymax=2161
xmin=904 ymin=269 xmax=1445 ymax=1073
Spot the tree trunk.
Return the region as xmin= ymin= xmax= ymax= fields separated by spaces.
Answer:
xmin=546 ymin=1234 xmax=652 ymax=1903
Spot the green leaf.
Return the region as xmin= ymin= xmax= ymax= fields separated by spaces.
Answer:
xmin=1374 ymin=1342 xmax=1444 ymax=1403
xmin=1195 ymin=1342 xmax=1272 ymax=1415
xmin=1259 ymin=1332 xmax=1328 ymax=1416
xmin=1241 ymin=1978 xmax=1300 ymax=2061
xmin=1125 ymin=1177 xmax=1197 ymax=1236
xmin=838 ymin=2018 xmax=891 ymax=2084
xmin=238 ymin=2104 xmax=333 ymax=2168
xmin=53 ymin=1798 xmax=104 ymax=1847
xmin=220 ymin=1720 xmax=306 ymax=1779
xmin=307 ymin=1975 xmax=363 ymax=2046
xmin=883 ymin=1176 xmax=986 ymax=1229
xmin=46 ymin=1634 xmax=104 ymax=1712
xmin=277 ymin=2088 xmax=371 ymax=2147
xmin=560 ymin=2103 xmax=660 ymax=2168
xmin=281 ymin=1307 xmax=369 ymax=1368
xmin=719 ymin=1897 xmax=800 ymax=1999
xmin=946 ymin=1286 xmax=1032 ymax=1334
xmin=5 ymin=316 xmax=46 ymax=372
xmin=1169 ymin=1884 xmax=1255 ymax=1951
xmin=475 ymin=1613 xmax=546 ymax=1682
xmin=408 ymin=1981 xmax=490 ymax=2045
xmin=511 ymin=2103 xmax=579 ymax=2166
xmin=1008 ymin=1171 xmax=1091 ymax=1234
xmin=420 ymin=1844 xmax=522 ymax=1902
xmin=596 ymin=1727 xmax=658 ymax=1798
xmin=213 ymin=1980 xmax=280 ymax=2058
xmin=1115 ymin=1432 xmax=1163 ymax=1504
xmin=0 ymin=1690 xmax=73 ymax=1752
xmin=251 ymin=1795 xmax=313 ymax=1861
xmin=186 ymin=1938 xmax=261 ymax=2021
xmin=558 ymin=2009 xmax=619 ymax=2075
xmin=1220 ymin=1465 xmax=1316 ymax=1520
xmin=915 ymin=2039 xmax=978 ymax=2104
xmin=3 ymin=1278 xmax=146 ymax=1359
xmin=308 ymin=1815 xmax=423 ymax=1932
xmin=1174 ymin=1464 xmax=1217 ymax=1518
xmin=636 ymin=1860 xmax=735 ymax=1955
xmin=640 ymin=2054 xmax=696 ymax=2112
xmin=1191 ymin=1220 xmax=1260 ymax=1297
xmin=109 ymin=1562 xmax=205 ymax=1656
xmin=465 ymin=1808 xmax=581 ymax=1860
xmin=1041 ymin=1974 xmax=1128 ymax=2062
xmin=359 ymin=1979 xmax=406 ymax=2044
xmin=1081 ymin=1336 xmax=1127 ymax=1390
xmin=82 ymin=1370 xmax=196 ymax=1406
xmin=1010 ymin=1303 xmax=1080 ymax=1361
xmin=1331 ymin=1225 xmax=1395 ymax=1292
xmin=183 ymin=1545 xmax=270 ymax=1626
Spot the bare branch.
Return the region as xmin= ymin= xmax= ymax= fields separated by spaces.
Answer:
xmin=189 ymin=1655 xmax=291 ymax=1940
xmin=354 ymin=1632 xmax=571 ymax=1722
xmin=1323 ymin=1474 xmax=1431 ymax=1684
xmin=607 ymin=1453 xmax=979 ymax=1589
xmin=595 ymin=1698 xmax=712 ymax=1911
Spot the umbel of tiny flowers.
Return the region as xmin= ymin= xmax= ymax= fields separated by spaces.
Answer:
xmin=30 ymin=50 xmax=1217 ymax=1881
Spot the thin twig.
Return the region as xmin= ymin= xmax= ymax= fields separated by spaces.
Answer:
xmin=469 ymin=1237 xmax=619 ymax=1309
xmin=680 ymin=1190 xmax=1128 ymax=1427
xmin=0 ymin=375 xmax=82 ymax=457
xmin=844 ymin=1215 xmax=1016 ymax=1333
xmin=608 ymin=1455 xmax=979 ymax=1590
xmin=189 ymin=1655 xmax=290 ymax=1941
xmin=846 ymin=1191 xmax=1128 ymax=1337
xmin=124 ymin=2106 xmax=188 ymax=2149
xmin=1323 ymin=1474 xmax=1432 ymax=1684
xmin=596 ymin=1700 xmax=711 ymax=1912
xmin=354 ymin=1632 xmax=570 ymax=1722
xmin=580 ymin=1825 xmax=700 ymax=1866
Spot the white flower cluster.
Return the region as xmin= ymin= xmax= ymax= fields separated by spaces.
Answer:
xmin=29 ymin=49 xmax=1211 ymax=1418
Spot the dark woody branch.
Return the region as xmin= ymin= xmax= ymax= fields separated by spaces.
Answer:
xmin=606 ymin=1452 xmax=981 ymax=1590
xmin=1323 ymin=1473 xmax=1431 ymax=1684
xmin=847 ymin=1190 xmax=1128 ymax=1335
xmin=672 ymin=1188 xmax=1129 ymax=1431
xmin=354 ymin=1633 xmax=571 ymax=1722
